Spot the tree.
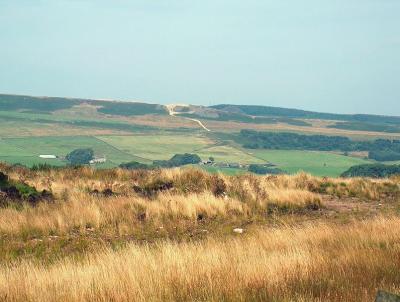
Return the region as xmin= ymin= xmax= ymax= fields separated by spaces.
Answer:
xmin=153 ymin=153 xmax=201 ymax=168
xmin=169 ymin=153 xmax=201 ymax=166
xmin=66 ymin=148 xmax=94 ymax=165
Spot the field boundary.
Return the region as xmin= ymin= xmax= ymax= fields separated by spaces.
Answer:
xmin=94 ymin=136 xmax=152 ymax=163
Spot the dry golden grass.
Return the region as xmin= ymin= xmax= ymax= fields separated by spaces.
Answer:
xmin=0 ymin=165 xmax=399 ymax=301
xmin=0 ymin=168 xmax=326 ymax=237
xmin=0 ymin=217 xmax=400 ymax=301
xmin=0 ymin=192 xmax=247 ymax=236
xmin=2 ymin=167 xmax=398 ymax=238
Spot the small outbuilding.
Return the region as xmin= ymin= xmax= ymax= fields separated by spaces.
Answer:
xmin=39 ymin=155 xmax=57 ymax=159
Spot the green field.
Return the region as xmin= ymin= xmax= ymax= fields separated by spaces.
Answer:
xmin=0 ymin=155 xmax=67 ymax=167
xmin=97 ymin=134 xmax=265 ymax=164
xmin=196 ymin=145 xmax=264 ymax=164
xmin=0 ymin=134 xmax=374 ymax=176
xmin=97 ymin=135 xmax=210 ymax=160
xmin=250 ymin=149 xmax=372 ymax=177
xmin=0 ymin=136 xmax=149 ymax=167
xmin=0 ymin=134 xmax=375 ymax=176
xmin=0 ymin=134 xmax=262 ymax=169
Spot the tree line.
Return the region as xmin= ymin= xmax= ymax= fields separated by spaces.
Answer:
xmin=341 ymin=164 xmax=400 ymax=178
xmin=239 ymin=130 xmax=400 ymax=161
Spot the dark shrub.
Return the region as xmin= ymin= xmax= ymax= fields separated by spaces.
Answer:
xmin=119 ymin=161 xmax=149 ymax=170
xmin=248 ymin=164 xmax=284 ymax=175
xmin=133 ymin=180 xmax=174 ymax=198
xmin=210 ymin=175 xmax=226 ymax=197
xmin=2 ymin=186 xmax=21 ymax=200
xmin=102 ymin=188 xmax=114 ymax=197
xmin=0 ymin=172 xmax=8 ymax=185
xmin=31 ymin=163 xmax=60 ymax=171
xmin=137 ymin=212 xmax=146 ymax=221
xmin=89 ymin=188 xmax=116 ymax=197
xmin=0 ymin=172 xmax=53 ymax=206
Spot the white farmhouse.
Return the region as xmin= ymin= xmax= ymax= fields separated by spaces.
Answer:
xmin=89 ymin=156 xmax=107 ymax=164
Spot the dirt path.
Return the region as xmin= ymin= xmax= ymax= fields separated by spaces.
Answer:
xmin=184 ymin=117 xmax=211 ymax=132
xmin=166 ymin=104 xmax=211 ymax=132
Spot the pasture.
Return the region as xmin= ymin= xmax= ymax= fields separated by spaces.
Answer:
xmin=98 ymin=134 xmax=265 ymax=164
xmin=0 ymin=134 xmax=264 ymax=169
xmin=0 ymin=133 xmax=375 ymax=176
xmin=196 ymin=144 xmax=264 ymax=164
xmin=251 ymin=149 xmax=372 ymax=177
xmin=96 ymin=134 xmax=211 ymax=160
xmin=0 ymin=136 xmax=148 ymax=167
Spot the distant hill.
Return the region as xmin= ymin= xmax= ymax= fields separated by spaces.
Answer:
xmin=1 ymin=94 xmax=400 ymax=133
xmin=209 ymin=104 xmax=400 ymax=133
xmin=0 ymin=94 xmax=167 ymax=116
xmin=211 ymin=104 xmax=400 ymax=125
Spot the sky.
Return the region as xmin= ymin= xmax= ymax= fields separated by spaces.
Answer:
xmin=0 ymin=0 xmax=399 ymax=115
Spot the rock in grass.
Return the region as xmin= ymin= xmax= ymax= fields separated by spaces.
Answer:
xmin=233 ymin=228 xmax=244 ymax=234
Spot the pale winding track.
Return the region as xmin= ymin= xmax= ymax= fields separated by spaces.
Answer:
xmin=166 ymin=104 xmax=211 ymax=132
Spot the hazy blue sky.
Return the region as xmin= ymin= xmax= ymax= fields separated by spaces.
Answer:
xmin=0 ymin=1 xmax=399 ymax=115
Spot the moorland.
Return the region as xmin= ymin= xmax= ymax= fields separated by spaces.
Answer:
xmin=0 ymin=164 xmax=399 ymax=301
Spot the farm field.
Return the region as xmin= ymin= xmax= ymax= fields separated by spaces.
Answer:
xmin=96 ymin=134 xmax=212 ymax=160
xmin=98 ymin=134 xmax=264 ymax=164
xmin=196 ymin=144 xmax=264 ymax=164
xmin=0 ymin=139 xmax=66 ymax=167
xmin=0 ymin=133 xmax=265 ymax=169
xmin=251 ymin=149 xmax=372 ymax=177
xmin=0 ymin=133 xmax=377 ymax=176
xmin=0 ymin=136 xmax=149 ymax=167
xmin=0 ymin=155 xmax=66 ymax=167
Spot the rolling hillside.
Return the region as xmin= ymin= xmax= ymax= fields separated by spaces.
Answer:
xmin=2 ymin=93 xmax=400 ymax=132
xmin=0 ymin=93 xmax=399 ymax=176
xmin=0 ymin=94 xmax=167 ymax=116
